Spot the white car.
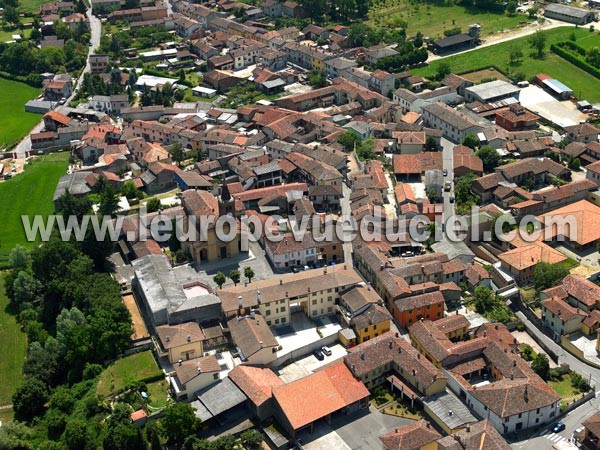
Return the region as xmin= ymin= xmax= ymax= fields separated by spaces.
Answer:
xmin=321 ymin=346 xmax=332 ymax=356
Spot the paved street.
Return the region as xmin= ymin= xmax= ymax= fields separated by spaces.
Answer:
xmin=13 ymin=6 xmax=102 ymax=158
xmin=340 ymin=182 xmax=353 ymax=264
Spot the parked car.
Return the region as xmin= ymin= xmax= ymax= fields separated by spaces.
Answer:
xmin=443 ymin=169 xmax=448 ymax=176
xmin=444 ymin=181 xmax=451 ymax=191
xmin=449 ymin=196 xmax=455 ymax=203
xmin=553 ymin=422 xmax=566 ymax=433
xmin=313 ymin=350 xmax=324 ymax=361
xmin=321 ymin=346 xmax=332 ymax=356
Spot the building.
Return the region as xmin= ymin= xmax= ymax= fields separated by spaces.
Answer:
xmin=431 ymin=25 xmax=480 ymax=53
xmin=228 ymin=365 xmax=285 ymax=420
xmin=495 ymin=104 xmax=540 ymax=131
xmin=89 ymin=94 xmax=129 ymax=115
xmin=463 ymin=80 xmax=520 ymax=104
xmin=544 ymin=3 xmax=597 ymax=25
xmin=540 ymin=297 xmax=586 ymax=338
xmin=272 ymin=361 xmax=369 ymax=437
xmin=227 ymin=314 xmax=279 ymax=366
xmin=582 ymin=411 xmax=600 ymax=450
xmin=436 ymin=420 xmax=511 ymax=450
xmin=155 ymin=322 xmax=204 ymax=363
xmin=497 ymin=240 xmax=566 ymax=284
xmin=421 ymin=102 xmax=483 ymax=143
xmin=337 ymin=285 xmax=391 ymax=345
xmin=379 ymin=420 xmax=442 ymax=450
xmin=393 ymin=291 xmax=446 ymax=328
xmin=564 ymin=122 xmax=600 ymax=143
xmin=89 ymin=54 xmax=110 ymax=73
xmin=540 ymin=274 xmax=600 ymax=312
xmin=171 ymin=355 xmax=221 ymax=400
xmin=218 ymin=264 xmax=363 ymax=325
xmin=132 ymin=254 xmax=221 ymax=326
xmin=344 ymin=331 xmax=447 ymax=395
xmin=538 ymin=200 xmax=600 ymax=250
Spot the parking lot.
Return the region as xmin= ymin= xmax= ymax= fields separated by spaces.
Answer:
xmin=277 ymin=343 xmax=347 ymax=383
xmin=519 ymin=85 xmax=587 ymax=127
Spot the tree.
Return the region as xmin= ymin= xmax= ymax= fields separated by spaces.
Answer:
xmin=413 ymin=31 xmax=424 ymax=48
xmin=240 ymin=430 xmax=263 ymax=449
xmin=229 ymin=269 xmax=240 ymax=286
xmin=462 ymin=134 xmax=479 ymax=149
xmin=244 ymin=267 xmax=255 ymax=283
xmin=533 ymin=262 xmax=569 ymax=290
xmin=476 ymin=145 xmax=501 ymax=172
xmin=509 ymin=47 xmax=523 ymax=65
xmin=569 ymin=157 xmax=581 ymax=171
xmin=12 ymin=270 xmax=42 ymax=307
xmin=57 ymin=191 xmax=92 ymax=219
xmin=64 ymin=419 xmax=92 ymax=450
xmin=527 ymin=6 xmax=538 ymax=18
xmin=98 ymin=183 xmax=120 ymax=217
xmin=425 ymin=136 xmax=439 ymax=151
xmin=213 ymin=272 xmax=226 ymax=289
xmin=529 ymin=30 xmax=546 ymax=58
xmin=3 ymin=6 xmax=20 ymax=25
xmin=121 ymin=181 xmax=141 ymax=200
xmin=12 ymin=378 xmax=49 ymax=422
xmin=9 ymin=245 xmax=31 ymax=271
xmin=532 ymin=354 xmax=550 ymax=380
xmin=170 ymin=142 xmax=185 ymax=166
xmin=435 ymin=62 xmax=451 ymax=80
xmin=506 ymin=0 xmax=517 ymax=14
xmin=307 ymin=69 xmax=327 ymax=88
xmin=146 ymin=197 xmax=161 ymax=213
xmin=161 ymin=403 xmax=200 ymax=444
xmin=103 ymin=423 xmax=147 ymax=450
xmin=337 ymin=130 xmax=360 ymax=152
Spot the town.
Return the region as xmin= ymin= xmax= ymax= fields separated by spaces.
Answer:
xmin=2 ymin=0 xmax=600 ymax=448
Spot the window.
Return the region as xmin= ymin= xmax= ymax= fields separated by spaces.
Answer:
xmin=267 ymin=320 xmax=272 ymax=326
xmin=280 ymin=306 xmax=286 ymax=312
xmin=281 ymin=318 xmax=286 ymax=323
xmin=213 ymin=373 xmax=219 ymax=380
xmin=266 ymin=310 xmax=271 ymax=316
xmin=312 ymin=299 xmax=317 ymax=305
xmin=275 ymin=319 xmax=279 ymax=324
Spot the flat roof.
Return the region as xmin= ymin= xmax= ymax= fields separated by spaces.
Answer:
xmin=465 ymin=80 xmax=519 ymax=100
xmin=542 ymin=78 xmax=573 ymax=94
xmin=423 ymin=390 xmax=478 ymax=430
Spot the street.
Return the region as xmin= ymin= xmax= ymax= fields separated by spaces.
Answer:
xmin=12 ymin=5 xmax=102 ymax=159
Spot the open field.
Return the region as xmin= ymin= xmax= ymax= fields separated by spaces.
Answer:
xmin=0 ymin=77 xmax=41 ymax=149
xmin=572 ymin=30 xmax=600 ymax=50
xmin=413 ymin=27 xmax=600 ymax=102
xmin=0 ymin=28 xmax=32 ymax=43
xmin=461 ymin=67 xmax=510 ymax=83
xmin=96 ymin=350 xmax=163 ymax=398
xmin=368 ymin=0 xmax=526 ymax=38
xmin=18 ymin=0 xmax=46 ymax=14
xmin=0 ymin=273 xmax=27 ymax=409
xmin=0 ymin=152 xmax=69 ymax=266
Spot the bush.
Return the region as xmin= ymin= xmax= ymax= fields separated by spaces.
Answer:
xmin=551 ymin=43 xmax=600 ymax=79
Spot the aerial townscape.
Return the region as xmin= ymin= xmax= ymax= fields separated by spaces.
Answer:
xmin=4 ymin=0 xmax=600 ymax=448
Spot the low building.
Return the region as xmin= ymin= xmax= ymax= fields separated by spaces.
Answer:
xmin=464 ymin=80 xmax=520 ymax=104
xmin=393 ymin=291 xmax=446 ymax=328
xmin=228 ymin=365 xmax=285 ymax=421
xmin=544 ymin=3 xmax=597 ymax=25
xmin=538 ymin=199 xmax=600 ymax=250
xmin=540 ymin=274 xmax=600 ymax=312
xmin=436 ymin=420 xmax=511 ymax=449
xmin=540 ymin=296 xmax=586 ymax=338
xmin=156 ymin=322 xmax=204 ymax=363
xmin=171 ymin=355 xmax=221 ymax=400
xmin=227 ymin=314 xmax=279 ymax=366
xmin=379 ymin=420 xmax=441 ymax=450
xmin=582 ymin=411 xmax=600 ymax=450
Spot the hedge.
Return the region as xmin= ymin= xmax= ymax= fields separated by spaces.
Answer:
xmin=551 ymin=43 xmax=600 ymax=80
xmin=0 ymin=71 xmax=42 ymax=87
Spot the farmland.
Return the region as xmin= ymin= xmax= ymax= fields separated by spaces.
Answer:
xmin=0 ymin=77 xmax=41 ymax=149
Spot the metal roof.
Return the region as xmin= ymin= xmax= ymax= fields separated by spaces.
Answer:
xmin=423 ymin=390 xmax=478 ymax=430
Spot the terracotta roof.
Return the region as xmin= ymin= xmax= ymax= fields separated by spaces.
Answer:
xmin=393 ymin=152 xmax=442 ymax=175
xmin=583 ymin=411 xmax=600 ymax=438
xmin=173 ymin=355 xmax=221 ymax=385
xmin=394 ymin=291 xmax=445 ymax=313
xmin=498 ymin=241 xmax=566 ymax=270
xmin=437 ymin=420 xmax=511 ymax=450
xmin=156 ymin=322 xmax=204 ymax=350
xmin=543 ymin=274 xmax=600 ymax=309
xmin=379 ymin=420 xmax=442 ymax=450
xmin=540 ymin=297 xmax=586 ymax=322
xmin=273 ymin=361 xmax=369 ymax=431
xmin=227 ymin=315 xmax=278 ymax=359
xmin=228 ymin=365 xmax=284 ymax=407
xmin=538 ymin=200 xmax=600 ymax=246
xmin=44 ymin=110 xmax=72 ymax=126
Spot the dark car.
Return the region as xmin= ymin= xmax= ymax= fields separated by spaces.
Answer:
xmin=443 ymin=169 xmax=448 ymax=176
xmin=449 ymin=196 xmax=455 ymax=203
xmin=552 ymin=422 xmax=565 ymax=433
xmin=313 ymin=350 xmax=324 ymax=361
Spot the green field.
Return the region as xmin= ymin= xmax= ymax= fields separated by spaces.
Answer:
xmin=368 ymin=0 xmax=527 ymax=38
xmin=0 ymin=77 xmax=41 ymax=149
xmin=96 ymin=351 xmax=163 ymax=398
xmin=414 ymin=27 xmax=600 ymax=102
xmin=0 ymin=273 xmax=28 ymax=408
xmin=0 ymin=152 xmax=69 ymax=266
xmin=574 ymin=32 xmax=600 ymax=50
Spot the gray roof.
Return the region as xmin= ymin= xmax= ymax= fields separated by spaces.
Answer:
xmin=53 ymin=171 xmax=92 ymax=201
xmin=423 ymin=390 xmax=478 ymax=430
xmin=326 ymin=57 xmax=358 ymax=70
xmin=545 ymin=3 xmax=595 ymax=18
xmin=192 ymin=377 xmax=247 ymax=420
xmin=132 ymin=254 xmax=187 ymax=319
xmin=261 ymin=79 xmax=287 ymax=89
xmin=422 ymin=103 xmax=481 ymax=132
xmin=254 ymin=161 xmax=281 ymax=176
xmin=431 ymin=240 xmax=474 ymax=264
xmin=464 ymin=80 xmax=519 ymax=101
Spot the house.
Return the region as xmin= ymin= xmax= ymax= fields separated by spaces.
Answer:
xmin=89 ymin=54 xmax=110 ymax=73
xmin=155 ymin=322 xmax=204 ymax=363
xmin=540 ymin=274 xmax=600 ymax=312
xmin=544 ymin=3 xmax=597 ymax=25
xmin=344 ymin=331 xmax=447 ymax=395
xmin=436 ymin=420 xmax=511 ymax=450
xmin=393 ymin=131 xmax=426 ymax=154
xmin=379 ymin=420 xmax=441 ymax=450
xmin=564 ymin=122 xmax=600 ymax=143
xmin=453 ymin=145 xmax=483 ymax=177
xmin=141 ymin=162 xmax=181 ymax=194
xmin=43 ymin=110 xmax=72 ymax=131
xmin=89 ymin=94 xmax=129 ymax=115
xmin=540 ymin=296 xmax=586 ymax=338
xmin=393 ymin=291 xmax=445 ymax=328
xmin=497 ymin=240 xmax=566 ymax=284
xmin=581 ymin=411 xmax=600 ymax=450
xmin=495 ymin=104 xmax=539 ymax=131
xmin=43 ymin=75 xmax=73 ymax=100
xmin=272 ymin=362 xmax=369 ymax=438
xmin=393 ymin=152 xmax=443 ymax=181
xmin=495 ymin=158 xmax=570 ymax=187
xmin=227 ymin=314 xmax=279 ymax=366
xmin=431 ymin=30 xmax=478 ymax=54
xmin=171 ymin=355 xmax=221 ymax=400
xmin=421 ymin=103 xmax=483 ymax=143
xmin=393 ymin=86 xmax=461 ymax=114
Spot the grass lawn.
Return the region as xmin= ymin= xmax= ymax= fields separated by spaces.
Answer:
xmin=573 ymin=31 xmax=600 ymax=51
xmin=0 ymin=28 xmax=32 ymax=43
xmin=0 ymin=273 xmax=27 ymax=408
xmin=18 ymin=0 xmax=46 ymax=14
xmin=549 ymin=374 xmax=582 ymax=404
xmin=382 ymin=400 xmax=424 ymax=420
xmin=0 ymin=77 xmax=41 ymax=149
xmin=368 ymin=0 xmax=526 ymax=38
xmin=0 ymin=152 xmax=69 ymax=266
xmin=414 ymin=27 xmax=600 ymax=102
xmin=145 ymin=379 xmax=172 ymax=410
xmin=96 ymin=350 xmax=163 ymax=398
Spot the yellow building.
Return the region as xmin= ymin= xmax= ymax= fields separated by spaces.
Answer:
xmin=180 ymin=189 xmax=241 ymax=263
xmin=155 ymin=322 xmax=204 ymax=363
xmin=379 ymin=420 xmax=441 ymax=450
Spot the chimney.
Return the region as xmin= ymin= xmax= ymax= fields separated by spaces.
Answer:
xmin=466 ymin=425 xmax=470 ymax=432
xmin=238 ymin=295 xmax=243 ymax=310
xmin=178 ymin=359 xmax=182 ymax=366
xmin=257 ymin=290 xmax=262 ymax=305
xmin=389 ymin=341 xmax=393 ymax=349
xmin=166 ymin=335 xmax=170 ymax=342
xmin=187 ymin=335 xmax=191 ymax=343
xmin=279 ymin=279 xmax=283 ymax=285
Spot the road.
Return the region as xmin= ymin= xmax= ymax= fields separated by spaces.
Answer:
xmin=12 ymin=7 xmax=102 ymax=159
xmin=511 ymin=310 xmax=600 ymax=450
xmin=340 ymin=182 xmax=353 ymax=265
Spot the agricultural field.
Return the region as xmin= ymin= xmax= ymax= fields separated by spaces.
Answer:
xmin=96 ymin=350 xmax=163 ymax=398
xmin=573 ymin=31 xmax=600 ymax=50
xmin=414 ymin=27 xmax=600 ymax=102
xmin=368 ymin=0 xmax=527 ymax=39
xmin=0 ymin=77 xmax=41 ymax=149
xmin=0 ymin=273 xmax=28 ymax=410
xmin=0 ymin=152 xmax=69 ymax=267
